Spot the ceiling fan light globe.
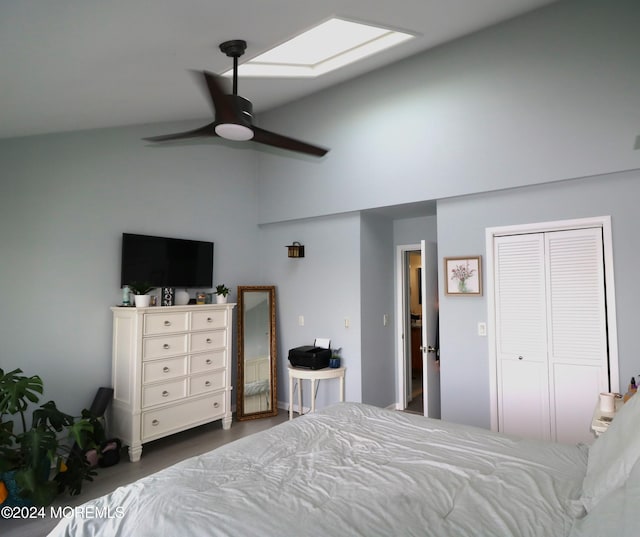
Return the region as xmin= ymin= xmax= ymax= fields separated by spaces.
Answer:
xmin=215 ymin=123 xmax=254 ymax=141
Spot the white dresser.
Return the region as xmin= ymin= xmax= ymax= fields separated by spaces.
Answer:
xmin=110 ymin=304 xmax=235 ymax=462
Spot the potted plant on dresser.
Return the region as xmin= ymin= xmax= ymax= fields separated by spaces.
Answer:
xmin=0 ymin=368 xmax=99 ymax=507
xmin=215 ymin=284 xmax=230 ymax=304
xmin=127 ymin=281 xmax=155 ymax=307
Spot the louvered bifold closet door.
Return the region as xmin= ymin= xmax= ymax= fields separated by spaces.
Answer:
xmin=495 ymin=234 xmax=550 ymax=441
xmin=545 ymin=228 xmax=608 ymax=444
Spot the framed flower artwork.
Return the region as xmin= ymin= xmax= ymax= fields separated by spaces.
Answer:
xmin=444 ymin=256 xmax=482 ymax=296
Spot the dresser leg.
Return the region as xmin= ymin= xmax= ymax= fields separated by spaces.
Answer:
xmin=222 ymin=415 xmax=232 ymax=430
xmin=128 ymin=443 xmax=142 ymax=462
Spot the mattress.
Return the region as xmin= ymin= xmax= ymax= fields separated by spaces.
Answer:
xmin=47 ymin=402 xmax=588 ymax=537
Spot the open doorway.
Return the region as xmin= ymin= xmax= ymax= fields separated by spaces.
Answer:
xmin=395 ymin=242 xmax=441 ymax=417
xmin=407 ymin=250 xmax=423 ymax=413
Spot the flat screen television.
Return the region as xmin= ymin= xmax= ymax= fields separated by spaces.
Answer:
xmin=120 ymin=233 xmax=213 ymax=288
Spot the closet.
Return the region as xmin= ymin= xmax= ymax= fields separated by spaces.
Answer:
xmin=494 ymin=227 xmax=610 ymax=444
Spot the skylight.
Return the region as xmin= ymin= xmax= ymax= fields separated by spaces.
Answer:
xmin=223 ymin=18 xmax=415 ymax=78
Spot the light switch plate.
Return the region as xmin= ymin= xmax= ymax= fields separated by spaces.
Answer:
xmin=478 ymin=322 xmax=487 ymax=336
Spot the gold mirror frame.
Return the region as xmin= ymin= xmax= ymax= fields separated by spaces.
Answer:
xmin=237 ymin=286 xmax=277 ymax=420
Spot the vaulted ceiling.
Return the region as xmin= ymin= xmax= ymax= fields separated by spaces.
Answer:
xmin=0 ymin=0 xmax=556 ymax=140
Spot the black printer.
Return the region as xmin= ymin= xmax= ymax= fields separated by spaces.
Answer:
xmin=288 ymin=345 xmax=331 ymax=370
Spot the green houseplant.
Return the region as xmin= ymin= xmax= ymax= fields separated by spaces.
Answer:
xmin=0 ymin=368 xmax=100 ymax=506
xmin=215 ymin=284 xmax=230 ymax=304
xmin=127 ymin=281 xmax=155 ymax=307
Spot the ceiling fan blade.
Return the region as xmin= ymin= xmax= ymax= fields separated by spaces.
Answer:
xmin=252 ymin=126 xmax=329 ymax=157
xmin=143 ymin=122 xmax=216 ymax=142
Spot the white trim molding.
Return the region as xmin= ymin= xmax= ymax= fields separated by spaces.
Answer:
xmin=395 ymin=243 xmax=420 ymax=410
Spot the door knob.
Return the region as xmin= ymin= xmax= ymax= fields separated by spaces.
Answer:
xmin=426 ymin=346 xmax=437 ymax=353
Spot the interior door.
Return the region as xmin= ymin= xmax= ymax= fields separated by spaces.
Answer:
xmin=495 ymin=233 xmax=550 ymax=440
xmin=494 ymin=228 xmax=609 ymax=443
xmin=421 ymin=240 xmax=441 ymax=418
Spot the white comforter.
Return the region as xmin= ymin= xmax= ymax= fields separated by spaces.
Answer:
xmin=48 ymin=403 xmax=587 ymax=537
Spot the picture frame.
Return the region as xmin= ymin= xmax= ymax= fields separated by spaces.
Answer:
xmin=444 ymin=256 xmax=482 ymax=296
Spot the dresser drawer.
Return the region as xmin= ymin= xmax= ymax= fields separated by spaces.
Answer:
xmin=143 ymin=356 xmax=188 ymax=384
xmin=143 ymin=334 xmax=188 ymax=360
xmin=141 ymin=393 xmax=226 ymax=440
xmin=191 ymin=330 xmax=225 ymax=352
xmin=192 ymin=309 xmax=228 ymax=331
xmin=190 ymin=350 xmax=226 ymax=373
xmin=142 ymin=379 xmax=187 ymax=408
xmin=190 ymin=371 xmax=225 ymax=396
xmin=144 ymin=312 xmax=189 ymax=335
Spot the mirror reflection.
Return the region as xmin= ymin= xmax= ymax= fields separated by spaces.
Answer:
xmin=237 ymin=286 xmax=277 ymax=420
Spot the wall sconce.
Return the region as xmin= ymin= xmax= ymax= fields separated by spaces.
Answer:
xmin=286 ymin=242 xmax=305 ymax=258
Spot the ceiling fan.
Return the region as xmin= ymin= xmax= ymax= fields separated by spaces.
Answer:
xmin=143 ymin=39 xmax=329 ymax=157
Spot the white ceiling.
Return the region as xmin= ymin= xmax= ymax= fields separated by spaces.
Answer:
xmin=0 ymin=0 xmax=556 ymax=140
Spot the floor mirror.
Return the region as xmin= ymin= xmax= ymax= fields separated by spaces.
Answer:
xmin=237 ymin=285 xmax=277 ymax=420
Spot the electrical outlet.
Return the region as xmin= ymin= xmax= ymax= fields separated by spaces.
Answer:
xmin=383 ymin=314 xmax=389 ymax=326
xmin=344 ymin=318 xmax=350 ymax=328
xmin=478 ymin=322 xmax=487 ymax=336
xmin=298 ymin=315 xmax=304 ymax=326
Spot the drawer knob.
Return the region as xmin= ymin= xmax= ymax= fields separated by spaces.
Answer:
xmin=152 ymin=419 xmax=159 ymax=426
xmin=518 ymin=355 xmax=524 ymax=360
xmin=164 ymin=320 xmax=171 ymax=326
xmin=207 ymin=317 xmax=213 ymax=323
xmin=162 ymin=390 xmax=169 ymax=397
xmin=213 ymin=402 xmax=219 ymax=408
xmin=163 ymin=344 xmax=170 ymax=350
xmin=205 ymin=381 xmax=211 ymax=387
xmin=163 ymin=366 xmax=170 ymax=373
xmin=206 ymin=359 xmax=212 ymax=365
xmin=206 ymin=338 xmax=212 ymax=344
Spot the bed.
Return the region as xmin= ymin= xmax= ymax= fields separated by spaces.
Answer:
xmin=47 ymin=399 xmax=640 ymax=537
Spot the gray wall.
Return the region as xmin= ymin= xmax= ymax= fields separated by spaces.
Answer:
xmin=0 ymin=123 xmax=260 ymax=413
xmin=256 ymin=0 xmax=640 ymax=223
xmin=360 ymin=213 xmax=395 ymax=407
xmin=438 ymin=171 xmax=640 ymax=428
xmin=393 ymin=215 xmax=438 ymax=247
xmin=257 ymin=213 xmax=363 ymax=409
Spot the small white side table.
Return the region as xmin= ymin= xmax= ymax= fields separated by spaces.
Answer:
xmin=288 ymin=365 xmax=346 ymax=420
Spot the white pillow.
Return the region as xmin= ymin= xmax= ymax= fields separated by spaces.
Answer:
xmin=571 ymin=454 xmax=640 ymax=537
xmin=580 ymin=391 xmax=640 ymax=512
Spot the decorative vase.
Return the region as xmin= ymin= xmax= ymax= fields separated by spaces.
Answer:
xmin=134 ymin=294 xmax=151 ymax=307
xmin=216 ymin=294 xmax=228 ymax=304
xmin=175 ymin=290 xmax=190 ymax=305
